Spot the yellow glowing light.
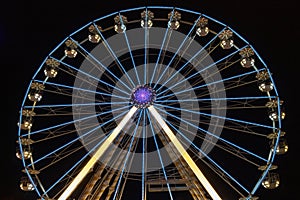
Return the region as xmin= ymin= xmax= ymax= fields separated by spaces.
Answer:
xmin=58 ymin=106 xmax=137 ymax=200
xmin=148 ymin=105 xmax=222 ymax=200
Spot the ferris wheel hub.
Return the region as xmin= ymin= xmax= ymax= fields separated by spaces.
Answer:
xmin=130 ymin=85 xmax=156 ymax=108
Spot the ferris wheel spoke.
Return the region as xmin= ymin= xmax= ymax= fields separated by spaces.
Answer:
xmin=154 ymin=104 xmax=269 ymax=162
xmin=43 ymin=123 xmax=130 ymax=196
xmin=91 ymin=24 xmax=136 ymax=88
xmin=149 ymin=9 xmax=175 ymax=85
xmin=146 ymin=109 xmax=174 ymax=200
xmin=197 ymin=116 xmax=268 ymax=138
xmin=156 ymin=103 xmax=274 ymax=131
xmin=34 ymin=80 xmax=129 ymax=100
xmin=193 ymin=80 xmax=260 ymax=102
xmin=25 ymin=104 xmax=130 ymax=137
xmin=160 ymin=46 xmax=247 ymax=97
xmin=112 ymin=109 xmax=143 ymax=200
xmin=50 ymin=56 xmax=131 ymax=96
xmin=27 ymin=108 xmax=130 ymax=167
xmin=157 ymin=68 xmax=259 ymax=100
xmin=143 ymin=7 xmax=148 ymax=85
xmin=163 ymin=113 xmax=249 ymax=194
xmin=162 ymin=117 xmax=250 ymax=195
xmin=38 ymin=135 xmax=99 ymax=172
xmin=156 ymin=95 xmax=276 ymax=103
xmin=57 ymin=106 xmax=138 ymax=200
xmin=116 ymin=16 xmax=141 ymax=85
xmin=148 ymin=105 xmax=222 ymax=200
xmin=70 ymin=37 xmax=133 ymax=92
xmin=154 ymin=27 xmax=227 ymax=93
xmin=154 ymin=16 xmax=201 ymax=89
xmin=24 ymin=101 xmax=129 ymax=109
xmin=156 ymin=44 xmax=245 ymax=96
xmin=165 ymin=116 xmax=262 ymax=167
xmin=159 ymin=59 xmax=239 ymax=99
xmin=141 ymin=110 xmax=146 ymax=200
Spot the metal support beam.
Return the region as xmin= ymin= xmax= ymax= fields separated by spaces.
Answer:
xmin=148 ymin=105 xmax=222 ymax=200
xmin=58 ymin=106 xmax=138 ymax=200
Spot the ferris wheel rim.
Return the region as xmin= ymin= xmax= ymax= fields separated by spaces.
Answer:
xmin=17 ymin=5 xmax=285 ymax=200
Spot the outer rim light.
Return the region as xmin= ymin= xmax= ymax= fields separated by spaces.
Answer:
xmin=44 ymin=68 xmax=58 ymax=78
xmin=20 ymin=177 xmax=35 ymax=191
xmin=114 ymin=24 xmax=126 ymax=33
xmin=196 ymin=26 xmax=209 ymax=36
xmin=64 ymin=49 xmax=78 ymax=58
xmin=258 ymin=82 xmax=274 ymax=92
xmin=168 ymin=20 xmax=180 ymax=30
xmin=88 ymin=34 xmax=101 ymax=43
xmin=220 ymin=39 xmax=234 ymax=49
xmin=262 ymin=173 xmax=280 ymax=189
xmin=28 ymin=92 xmax=42 ymax=102
xmin=16 ymin=148 xmax=32 ymax=160
xmin=141 ymin=19 xmax=153 ymax=28
xmin=240 ymin=57 xmax=255 ymax=68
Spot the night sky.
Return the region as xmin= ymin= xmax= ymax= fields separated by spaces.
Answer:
xmin=1 ymin=0 xmax=298 ymax=199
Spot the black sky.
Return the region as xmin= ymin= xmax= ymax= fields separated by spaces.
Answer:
xmin=1 ymin=0 xmax=298 ymax=199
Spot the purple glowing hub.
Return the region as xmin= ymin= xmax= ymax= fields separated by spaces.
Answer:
xmin=131 ymin=85 xmax=156 ymax=108
xmin=135 ymin=88 xmax=152 ymax=103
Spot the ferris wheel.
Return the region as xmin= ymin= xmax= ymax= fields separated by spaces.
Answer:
xmin=16 ymin=6 xmax=288 ymax=200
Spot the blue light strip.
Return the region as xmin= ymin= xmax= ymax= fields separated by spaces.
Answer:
xmin=71 ymin=36 xmax=132 ymax=92
xmin=113 ymin=110 xmax=143 ymax=200
xmin=34 ymin=109 xmax=129 ymax=195
xmin=69 ymin=22 xmax=92 ymax=37
xmin=119 ymin=6 xmax=146 ymax=13
xmin=50 ymin=56 xmax=130 ymax=96
xmin=93 ymin=25 xmax=136 ymax=88
xmin=18 ymin=83 xmax=43 ymax=195
xmin=34 ymin=80 xmax=129 ymax=100
xmin=157 ymin=68 xmax=261 ymax=100
xmin=142 ymin=110 xmax=146 ymax=200
xmin=146 ymin=109 xmax=174 ymax=200
xmin=250 ymin=99 xmax=282 ymax=195
xmin=147 ymin=6 xmax=174 ymax=10
xmin=93 ymin=11 xmax=119 ymax=22
xmin=158 ymin=102 xmax=275 ymax=130
xmin=175 ymin=7 xmax=201 ymax=15
xmin=28 ymin=109 xmax=129 ymax=167
xmin=154 ymin=15 xmax=202 ymax=89
xmin=155 ymin=104 xmax=269 ymax=162
xmin=156 ymin=95 xmax=276 ymax=103
xmin=229 ymin=28 xmax=249 ymax=45
xmin=43 ymin=134 xmax=107 ymax=194
xmin=144 ymin=7 xmax=148 ymax=85
xmin=26 ymin=105 xmax=129 ymax=136
xmin=156 ymin=44 xmax=246 ymax=96
xmin=24 ymin=101 xmax=128 ymax=109
xmin=250 ymin=45 xmax=279 ymax=96
xmin=149 ymin=9 xmax=174 ymax=84
xmin=23 ymin=168 xmax=42 ymax=196
xmin=155 ymin=27 xmax=228 ymax=94
xmin=118 ymin=16 xmax=141 ymax=85
xmin=162 ymin=114 xmax=250 ymax=194
xmin=201 ymin=13 xmax=227 ymax=27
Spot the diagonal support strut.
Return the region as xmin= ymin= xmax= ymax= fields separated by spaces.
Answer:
xmin=148 ymin=105 xmax=222 ymax=200
xmin=58 ymin=106 xmax=138 ymax=200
